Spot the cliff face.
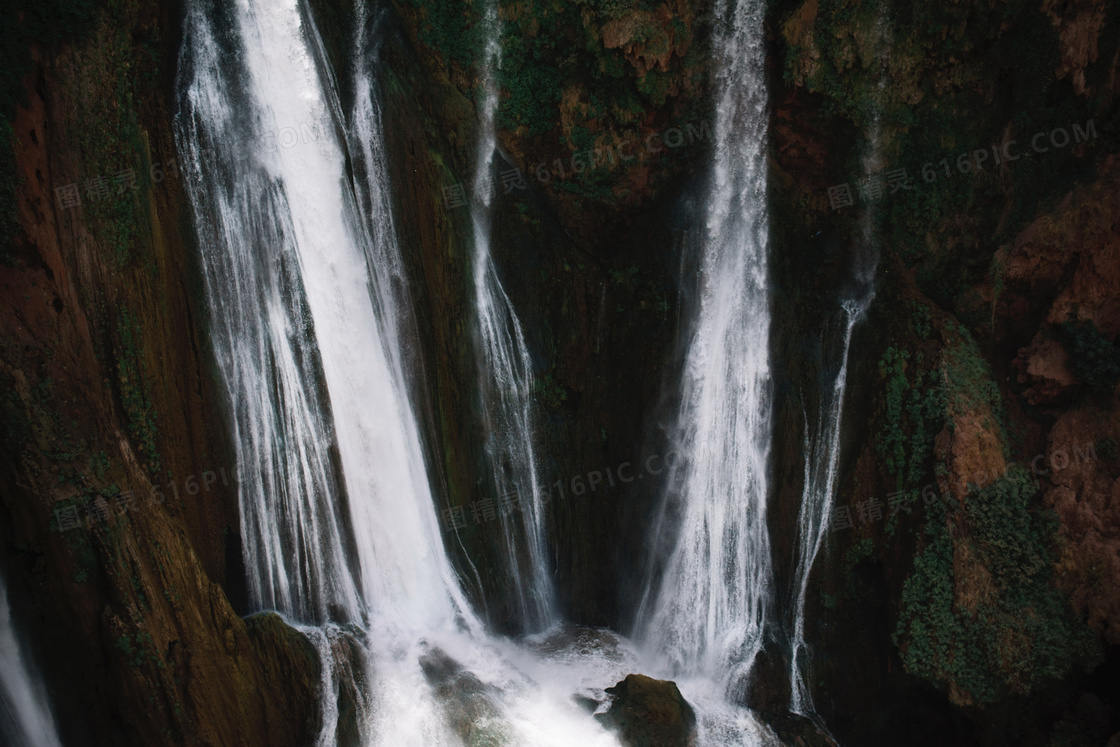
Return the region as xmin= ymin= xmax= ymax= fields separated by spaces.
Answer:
xmin=371 ymin=0 xmax=710 ymax=629
xmin=1 ymin=1 xmax=319 ymax=744
xmin=769 ymin=0 xmax=1120 ymax=741
xmin=3 ymin=0 xmax=1118 ymax=744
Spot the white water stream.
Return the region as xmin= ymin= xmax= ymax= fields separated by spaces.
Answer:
xmin=0 ymin=576 xmax=63 ymax=747
xmin=468 ymin=0 xmax=556 ymax=632
xmin=638 ymin=0 xmax=774 ymax=698
xmin=788 ymin=289 xmax=872 ymax=717
xmin=175 ymin=0 xmax=635 ymax=744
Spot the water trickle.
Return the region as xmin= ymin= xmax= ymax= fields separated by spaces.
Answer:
xmin=789 ymin=39 xmax=885 ymax=717
xmin=467 ymin=0 xmax=556 ymax=632
xmin=788 ymin=290 xmax=872 ymax=718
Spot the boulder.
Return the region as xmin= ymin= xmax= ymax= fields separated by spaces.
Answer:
xmin=596 ymin=673 xmax=697 ymax=747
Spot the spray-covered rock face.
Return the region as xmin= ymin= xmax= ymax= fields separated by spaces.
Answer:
xmin=2 ymin=0 xmax=1117 ymax=745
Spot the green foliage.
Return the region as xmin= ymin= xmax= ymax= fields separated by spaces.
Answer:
xmin=499 ymin=25 xmax=565 ymax=136
xmin=401 ymin=0 xmax=477 ymax=70
xmin=942 ymin=322 xmax=1004 ymax=431
xmin=877 ymin=346 xmax=910 ymax=479
xmin=894 ymin=469 xmax=1100 ymax=704
xmin=907 ymin=300 xmax=932 ymax=340
xmin=876 ymin=346 xmax=945 ymax=490
xmin=115 ymin=309 xmax=159 ymax=474
xmin=1059 ymin=319 xmax=1120 ymax=394
xmin=493 ymin=0 xmax=690 ymax=137
xmin=533 ymin=372 xmax=567 ymax=411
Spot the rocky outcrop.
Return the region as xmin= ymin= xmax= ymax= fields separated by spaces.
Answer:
xmin=1 ymin=2 xmax=321 ymax=745
xmin=1046 ymin=408 xmax=1120 ymax=645
xmin=419 ymin=647 xmax=511 ymax=745
xmin=1012 ymin=335 xmax=1076 ymax=406
xmin=773 ymin=0 xmax=1118 ymax=738
xmin=596 ymin=674 xmax=697 ymax=747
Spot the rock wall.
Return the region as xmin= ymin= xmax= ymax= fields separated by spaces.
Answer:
xmin=1 ymin=1 xmax=320 ymax=744
xmin=2 ymin=0 xmax=1118 ymax=744
xmin=769 ymin=0 xmax=1120 ymax=742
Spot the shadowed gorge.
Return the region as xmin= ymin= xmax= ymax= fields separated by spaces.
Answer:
xmin=1 ymin=0 xmax=1118 ymax=745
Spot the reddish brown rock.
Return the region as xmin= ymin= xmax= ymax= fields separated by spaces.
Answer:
xmin=1045 ymin=409 xmax=1120 ymax=644
xmin=1013 ymin=334 xmax=1077 ymax=406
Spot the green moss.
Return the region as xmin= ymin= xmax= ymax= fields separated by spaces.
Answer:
xmin=115 ymin=308 xmax=160 ymax=474
xmin=841 ymin=537 xmax=875 ymax=599
xmin=114 ymin=631 xmax=157 ymax=668
xmin=532 ymin=372 xmax=567 ymax=411
xmin=894 ymin=469 xmax=1100 ymax=704
xmin=875 ymin=345 xmax=945 ymax=493
xmin=942 ymin=321 xmax=1004 ymax=436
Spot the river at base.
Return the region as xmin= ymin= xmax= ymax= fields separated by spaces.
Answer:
xmin=298 ymin=619 xmax=779 ymax=747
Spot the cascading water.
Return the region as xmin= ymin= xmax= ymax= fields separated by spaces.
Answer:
xmin=788 ymin=288 xmax=872 ymax=717
xmin=176 ymin=0 xmax=486 ymax=741
xmin=789 ymin=42 xmax=886 ymax=716
xmin=175 ymin=1 xmax=635 ymax=744
xmin=0 ymin=575 xmax=63 ymax=747
xmin=467 ymin=0 xmax=555 ymax=632
xmin=177 ymin=0 xmax=476 ymax=632
xmin=639 ymin=0 xmax=774 ymax=692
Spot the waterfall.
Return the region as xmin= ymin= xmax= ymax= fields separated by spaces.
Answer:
xmin=639 ymin=0 xmax=774 ymax=691
xmin=176 ymin=0 xmax=476 ymax=632
xmin=467 ymin=0 xmax=556 ymax=631
xmin=0 ymin=575 xmax=63 ymax=747
xmin=174 ymin=1 xmax=630 ymax=743
xmin=789 ymin=32 xmax=886 ymax=714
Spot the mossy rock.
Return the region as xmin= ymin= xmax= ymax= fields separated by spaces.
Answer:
xmin=596 ymin=673 xmax=697 ymax=747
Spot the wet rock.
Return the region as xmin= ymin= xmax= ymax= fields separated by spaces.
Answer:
xmin=1013 ymin=335 xmax=1077 ymax=406
xmin=419 ymin=647 xmax=512 ymax=746
xmin=764 ymin=712 xmax=839 ymax=747
xmin=741 ymin=644 xmax=792 ymax=718
xmin=596 ymin=673 xmax=697 ymax=747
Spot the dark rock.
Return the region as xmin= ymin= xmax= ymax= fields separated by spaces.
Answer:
xmin=740 ymin=644 xmax=792 ymax=719
xmin=596 ymin=673 xmax=697 ymax=747
xmin=418 ymin=646 xmax=512 ymax=745
xmin=764 ymin=712 xmax=839 ymax=747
